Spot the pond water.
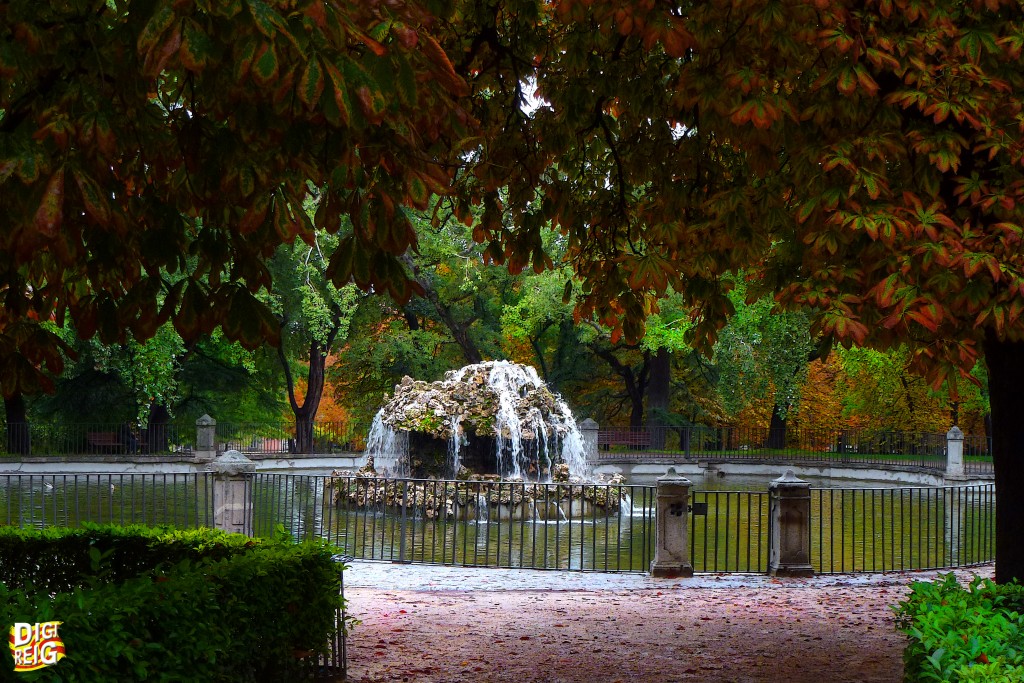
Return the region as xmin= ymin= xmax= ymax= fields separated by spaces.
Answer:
xmin=250 ymin=472 xmax=994 ymax=575
xmin=1 ymin=471 xmax=993 ymax=575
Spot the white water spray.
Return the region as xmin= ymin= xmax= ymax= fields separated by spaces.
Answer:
xmin=370 ymin=361 xmax=591 ymax=481
xmin=363 ymin=411 xmax=409 ymax=477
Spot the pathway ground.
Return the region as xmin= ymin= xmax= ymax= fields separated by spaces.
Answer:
xmin=342 ymin=562 xmax=992 ymax=683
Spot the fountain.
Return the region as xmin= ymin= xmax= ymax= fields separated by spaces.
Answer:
xmin=361 ymin=361 xmax=590 ymax=481
xmin=328 ymin=362 xmax=626 ymax=522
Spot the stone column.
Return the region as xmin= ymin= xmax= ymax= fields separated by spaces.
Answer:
xmin=946 ymin=425 xmax=965 ymax=478
xmin=580 ymin=418 xmax=599 ymax=463
xmin=650 ymin=467 xmax=693 ymax=578
xmin=212 ymin=450 xmax=255 ymax=536
xmin=195 ymin=414 xmax=217 ymax=463
xmin=768 ymin=469 xmax=814 ymax=577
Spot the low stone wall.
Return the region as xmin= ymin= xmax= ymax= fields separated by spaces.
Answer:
xmin=0 ymin=453 xmax=364 ymax=475
xmin=591 ymin=458 xmax=993 ymax=487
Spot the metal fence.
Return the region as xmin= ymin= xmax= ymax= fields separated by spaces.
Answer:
xmin=596 ymin=425 xmax=993 ymax=473
xmin=251 ymin=473 xmax=657 ymax=573
xmin=251 ymin=475 xmax=993 ymax=575
xmin=1 ymin=423 xmax=193 ymax=457
xmin=0 ymin=473 xmax=213 ymax=528
xmin=689 ymin=490 xmax=769 ymax=573
xmin=811 ymin=484 xmax=995 ymax=573
xmin=215 ymin=422 xmax=363 ymax=456
xmin=0 ymin=472 xmax=995 ymax=577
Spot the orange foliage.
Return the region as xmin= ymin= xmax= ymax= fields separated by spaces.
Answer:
xmin=288 ymin=363 xmax=350 ymax=426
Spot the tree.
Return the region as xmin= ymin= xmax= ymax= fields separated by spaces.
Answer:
xmin=441 ymin=0 xmax=1024 ymax=582
xmin=6 ymin=0 xmax=1024 ymax=581
xmin=31 ymin=322 xmax=286 ymax=446
xmin=0 ymin=0 xmax=472 ymax=397
xmin=714 ymin=286 xmax=816 ymax=446
xmin=267 ymin=230 xmax=359 ymax=452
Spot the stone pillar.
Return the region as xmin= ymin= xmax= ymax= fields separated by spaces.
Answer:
xmin=195 ymin=414 xmax=217 ymax=463
xmin=580 ymin=418 xmax=599 ymax=463
xmin=650 ymin=467 xmax=693 ymax=578
xmin=768 ymin=469 xmax=814 ymax=577
xmin=946 ymin=425 xmax=965 ymax=478
xmin=212 ymin=450 xmax=255 ymax=536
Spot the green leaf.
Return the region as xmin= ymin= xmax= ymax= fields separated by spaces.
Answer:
xmin=34 ymin=168 xmax=65 ymax=237
xmin=180 ymin=20 xmax=214 ymax=71
xmin=395 ymin=54 xmax=418 ymax=107
xmin=298 ymin=57 xmax=325 ymax=110
xmin=73 ymin=168 xmax=112 ymax=224
xmin=322 ymin=60 xmax=351 ymax=126
xmin=137 ymin=2 xmax=176 ymax=57
xmin=251 ymin=42 xmax=279 ymax=86
xmin=247 ymin=0 xmax=281 ymax=39
xmin=233 ymin=36 xmax=259 ymax=82
xmin=325 ymin=236 xmax=356 ymax=286
xmin=407 ymin=176 xmax=428 ymax=208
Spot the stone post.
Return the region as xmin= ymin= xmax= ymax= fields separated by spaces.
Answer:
xmin=768 ymin=470 xmax=814 ymax=577
xmin=580 ymin=418 xmax=599 ymax=463
xmin=212 ymin=450 xmax=255 ymax=536
xmin=946 ymin=425 xmax=965 ymax=478
xmin=650 ymin=467 xmax=693 ymax=578
xmin=195 ymin=414 xmax=217 ymax=463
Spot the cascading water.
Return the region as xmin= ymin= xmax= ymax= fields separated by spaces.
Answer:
xmin=447 ymin=414 xmax=464 ymax=475
xmin=367 ymin=360 xmax=591 ymax=481
xmin=364 ymin=411 xmax=409 ymax=477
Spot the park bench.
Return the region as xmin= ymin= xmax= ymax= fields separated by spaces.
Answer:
xmin=86 ymin=431 xmax=123 ymax=453
xmin=598 ymin=428 xmax=652 ymax=450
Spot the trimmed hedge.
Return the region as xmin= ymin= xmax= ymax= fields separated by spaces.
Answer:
xmin=895 ymin=574 xmax=1024 ymax=682
xmin=0 ymin=525 xmax=345 ymax=681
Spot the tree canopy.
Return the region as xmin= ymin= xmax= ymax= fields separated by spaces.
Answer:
xmin=3 ymin=0 xmax=1024 ymax=579
xmin=0 ymin=0 xmax=470 ymax=394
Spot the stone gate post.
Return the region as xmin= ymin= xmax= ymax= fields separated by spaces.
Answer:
xmin=650 ymin=467 xmax=694 ymax=578
xmin=768 ymin=470 xmax=814 ymax=577
xmin=580 ymin=418 xmax=599 ymax=464
xmin=195 ymin=414 xmax=217 ymax=463
xmin=945 ymin=425 xmax=965 ymax=478
xmin=212 ymin=450 xmax=255 ymax=536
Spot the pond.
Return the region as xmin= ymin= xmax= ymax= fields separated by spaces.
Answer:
xmin=250 ymin=472 xmax=995 ymax=575
xmin=0 ymin=471 xmax=994 ymax=575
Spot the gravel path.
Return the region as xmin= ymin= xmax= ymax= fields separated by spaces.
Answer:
xmin=342 ymin=563 xmax=993 ymax=683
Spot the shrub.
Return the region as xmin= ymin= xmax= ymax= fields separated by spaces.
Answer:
xmin=895 ymin=573 xmax=1024 ymax=682
xmin=0 ymin=525 xmax=345 ymax=682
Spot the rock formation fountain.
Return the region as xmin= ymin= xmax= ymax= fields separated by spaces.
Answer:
xmin=363 ymin=361 xmax=590 ymax=481
xmin=328 ymin=362 xmax=626 ymax=521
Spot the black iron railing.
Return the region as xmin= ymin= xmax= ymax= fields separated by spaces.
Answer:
xmin=214 ymin=421 xmax=364 ymax=456
xmin=689 ymin=490 xmax=769 ymax=573
xmin=1 ymin=423 xmax=193 ymax=457
xmin=0 ymin=473 xmax=996 ymax=580
xmin=811 ymin=484 xmax=995 ymax=573
xmin=251 ymin=473 xmax=657 ymax=573
xmin=595 ymin=425 xmax=993 ymax=474
xmin=0 ymin=473 xmax=213 ymax=529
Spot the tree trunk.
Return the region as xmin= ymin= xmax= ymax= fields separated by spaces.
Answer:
xmin=982 ymin=332 xmax=1024 ymax=583
xmin=4 ymin=393 xmax=29 ymax=455
xmin=294 ymin=342 xmax=327 ymax=454
xmin=279 ymin=337 xmax=333 ymax=455
xmin=646 ymin=347 xmax=671 ymax=449
xmin=594 ymin=348 xmax=649 ymax=428
xmin=767 ymin=406 xmax=787 ymax=449
xmin=146 ymin=402 xmax=171 ymax=454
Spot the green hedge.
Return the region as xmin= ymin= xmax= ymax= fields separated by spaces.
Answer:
xmin=0 ymin=525 xmax=345 ymax=681
xmin=895 ymin=574 xmax=1024 ymax=682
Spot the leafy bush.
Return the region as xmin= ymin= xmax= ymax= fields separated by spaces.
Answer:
xmin=895 ymin=573 xmax=1024 ymax=682
xmin=0 ymin=525 xmax=345 ymax=681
